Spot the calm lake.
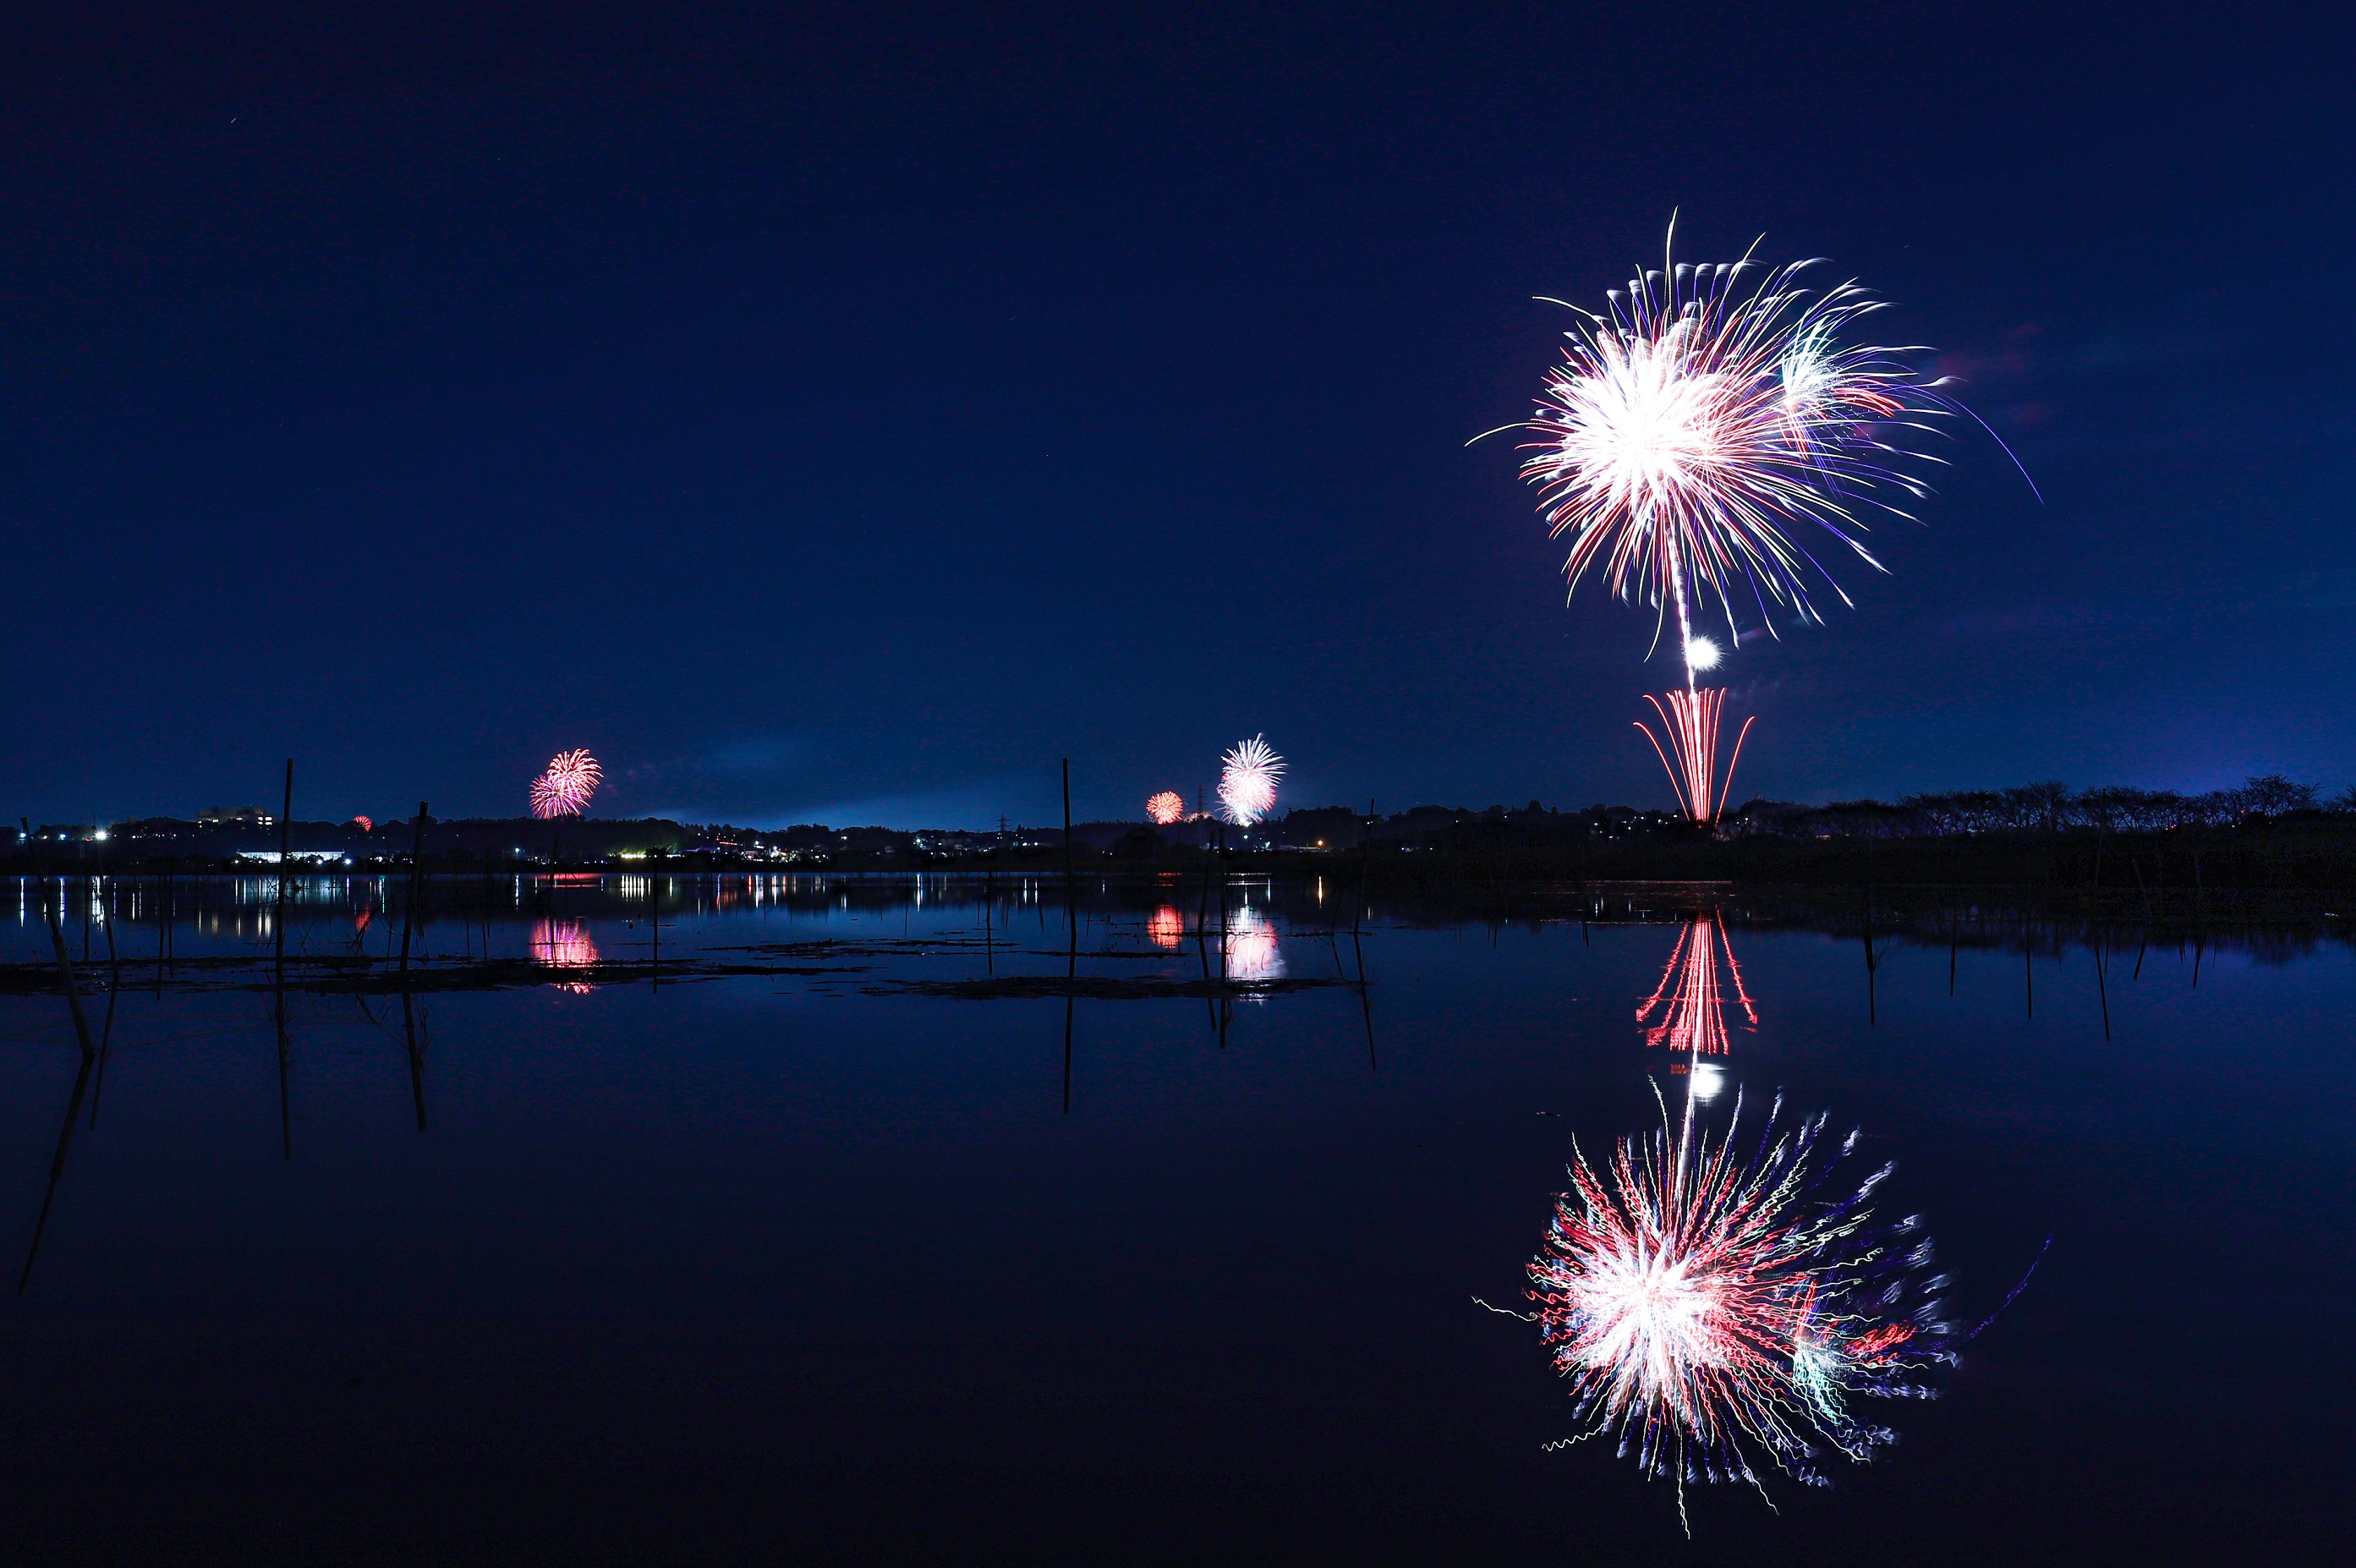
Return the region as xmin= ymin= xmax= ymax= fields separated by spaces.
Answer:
xmin=1 ymin=873 xmax=2347 ymax=1564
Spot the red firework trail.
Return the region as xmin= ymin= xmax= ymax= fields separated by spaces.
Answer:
xmin=1638 ymin=912 xmax=1756 ymax=1059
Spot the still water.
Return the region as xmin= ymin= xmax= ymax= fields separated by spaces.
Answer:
xmin=0 ymin=874 xmax=2347 ymax=1564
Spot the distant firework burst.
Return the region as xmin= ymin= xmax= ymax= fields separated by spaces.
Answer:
xmin=1217 ymin=736 xmax=1284 ymax=826
xmin=529 ymin=748 xmax=603 ymax=820
xmin=1520 ymin=1095 xmax=1952 ymax=1513
xmin=1146 ymin=791 xmax=1185 ymax=826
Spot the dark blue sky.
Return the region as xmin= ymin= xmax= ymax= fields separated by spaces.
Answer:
xmin=3 ymin=3 xmax=2348 ymax=828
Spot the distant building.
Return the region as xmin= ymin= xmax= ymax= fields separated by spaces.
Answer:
xmin=199 ymin=805 xmax=276 ymax=826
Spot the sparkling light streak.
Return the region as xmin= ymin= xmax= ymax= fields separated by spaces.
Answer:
xmin=1217 ymin=736 xmax=1284 ymax=826
xmin=1526 ymin=1095 xmax=1952 ymax=1510
xmin=1146 ymin=791 xmax=1186 ymax=826
xmin=529 ymin=748 xmax=604 ymax=820
xmin=1639 ymin=913 xmax=1756 ymax=1059
xmin=1636 ymin=690 xmax=1756 ymax=825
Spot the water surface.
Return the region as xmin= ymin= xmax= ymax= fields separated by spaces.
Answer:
xmin=1 ymin=874 xmax=2347 ymax=1563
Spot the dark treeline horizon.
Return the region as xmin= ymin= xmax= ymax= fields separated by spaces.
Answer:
xmin=14 ymin=770 xmax=2347 ymax=850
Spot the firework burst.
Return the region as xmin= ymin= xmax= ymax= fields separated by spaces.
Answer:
xmin=1524 ymin=1093 xmax=1952 ymax=1509
xmin=1509 ymin=226 xmax=1951 ymax=678
xmin=1146 ymin=791 xmax=1186 ymax=826
xmin=1487 ymin=222 xmax=2005 ymax=825
xmin=529 ymin=748 xmax=603 ymax=820
xmin=1217 ymin=736 xmax=1284 ymax=826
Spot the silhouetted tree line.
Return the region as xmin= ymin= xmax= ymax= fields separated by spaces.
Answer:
xmin=1723 ymin=774 xmax=2342 ymax=839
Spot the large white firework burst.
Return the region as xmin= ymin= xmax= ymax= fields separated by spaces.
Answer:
xmin=1216 ymin=735 xmax=1284 ymax=825
xmin=1497 ymin=223 xmax=1958 ymax=688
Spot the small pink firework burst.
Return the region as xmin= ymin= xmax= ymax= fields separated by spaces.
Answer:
xmin=1146 ymin=791 xmax=1186 ymax=826
xmin=529 ymin=748 xmax=603 ymax=820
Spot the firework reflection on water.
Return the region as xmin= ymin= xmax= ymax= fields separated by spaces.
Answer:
xmin=1641 ymin=912 xmax=1755 ymax=1060
xmin=1222 ymin=904 xmax=1284 ymax=984
xmin=1148 ymin=907 xmax=1186 ymax=950
xmin=1521 ymin=1091 xmax=1953 ymax=1514
xmin=531 ymin=918 xmax=600 ymax=992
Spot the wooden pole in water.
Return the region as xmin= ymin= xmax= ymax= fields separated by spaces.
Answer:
xmin=401 ymin=986 xmax=428 ymax=1132
xmin=276 ymin=761 xmax=294 ymax=1160
xmin=2091 ymin=928 xmax=2112 ymax=1040
xmin=1355 ymin=798 xmax=1375 ymax=936
xmin=1061 ymin=759 xmax=1075 ymax=904
xmin=275 ymin=759 xmax=293 ymax=946
xmin=90 ymin=911 xmax=118 ymax=1129
xmin=1062 ymin=759 xmax=1076 ymax=1114
xmin=1860 ymin=890 xmax=1877 ymax=1026
xmin=400 ymin=803 xmax=428 ymax=976
xmin=41 ymin=885 xmax=96 ymax=1061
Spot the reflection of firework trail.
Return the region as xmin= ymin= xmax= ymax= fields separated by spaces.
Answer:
xmin=1525 ymin=1095 xmax=1951 ymax=1516
xmin=1222 ymin=905 xmax=1284 ymax=982
xmin=1217 ymin=736 xmax=1284 ymax=825
xmin=531 ymin=918 xmax=599 ymax=992
xmin=1146 ymin=792 xmax=1185 ymax=826
xmin=1148 ymin=907 xmax=1185 ymax=950
xmin=1638 ymin=912 xmax=1756 ymax=1059
xmin=529 ymin=749 xmax=603 ymax=820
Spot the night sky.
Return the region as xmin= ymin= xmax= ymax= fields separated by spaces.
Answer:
xmin=3 ymin=4 xmax=2348 ymax=829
